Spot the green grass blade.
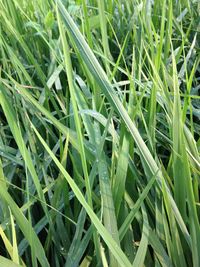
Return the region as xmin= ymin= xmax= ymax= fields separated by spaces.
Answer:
xmin=29 ymin=119 xmax=132 ymax=267
xmin=0 ymin=187 xmax=49 ymax=267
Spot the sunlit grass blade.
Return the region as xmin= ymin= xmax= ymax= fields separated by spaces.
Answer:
xmin=0 ymin=256 xmax=23 ymax=267
xmin=56 ymin=3 xmax=191 ymax=236
xmin=0 ymin=1 xmax=199 ymax=266
xmin=0 ymin=186 xmax=50 ymax=267
xmin=9 ymin=209 xmax=19 ymax=265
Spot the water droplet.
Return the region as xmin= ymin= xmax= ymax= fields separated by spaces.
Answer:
xmin=60 ymin=247 xmax=64 ymax=251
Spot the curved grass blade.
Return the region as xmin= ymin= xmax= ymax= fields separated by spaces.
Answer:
xmin=0 ymin=187 xmax=50 ymax=267
xmin=0 ymin=85 xmax=47 ymax=214
xmin=56 ymin=1 xmax=191 ymax=247
xmin=29 ymin=119 xmax=133 ymax=267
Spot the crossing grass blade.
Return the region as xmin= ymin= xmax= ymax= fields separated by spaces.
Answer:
xmin=0 ymin=85 xmax=48 ymax=213
xmin=57 ymin=0 xmax=192 ymax=244
xmin=0 ymin=186 xmax=50 ymax=267
xmin=94 ymin=119 xmax=120 ymax=267
xmin=29 ymin=118 xmax=133 ymax=267
xmin=0 ymin=0 xmax=199 ymax=266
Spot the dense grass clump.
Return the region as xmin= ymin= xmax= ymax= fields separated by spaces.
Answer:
xmin=0 ymin=0 xmax=199 ymax=266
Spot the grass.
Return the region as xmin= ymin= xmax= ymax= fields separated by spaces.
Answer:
xmin=0 ymin=0 xmax=199 ymax=266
